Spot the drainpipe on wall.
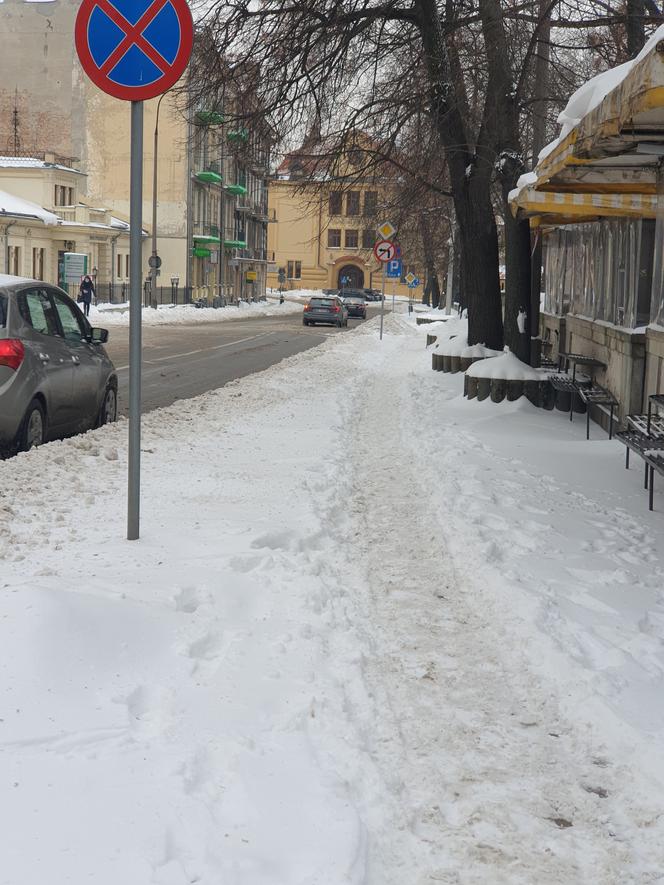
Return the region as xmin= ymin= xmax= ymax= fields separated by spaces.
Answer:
xmin=185 ymin=113 xmax=193 ymax=301
xmin=2 ymin=220 xmax=16 ymax=274
xmin=111 ymin=234 xmax=120 ymax=301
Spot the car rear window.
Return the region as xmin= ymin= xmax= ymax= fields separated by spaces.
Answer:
xmin=0 ymin=293 xmax=6 ymax=327
xmin=309 ymin=298 xmax=334 ymax=306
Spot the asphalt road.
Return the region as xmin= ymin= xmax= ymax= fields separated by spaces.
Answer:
xmin=104 ymin=304 xmax=384 ymax=417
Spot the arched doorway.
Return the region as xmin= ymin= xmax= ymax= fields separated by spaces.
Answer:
xmin=337 ymin=264 xmax=364 ymax=290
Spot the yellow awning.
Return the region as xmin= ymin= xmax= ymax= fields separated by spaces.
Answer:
xmin=513 ymin=186 xmax=657 ymax=222
xmin=510 ymin=29 xmax=664 ymax=222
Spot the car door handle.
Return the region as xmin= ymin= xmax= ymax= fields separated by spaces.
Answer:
xmin=71 ymin=355 xmax=80 ymax=365
xmin=38 ymin=352 xmax=50 ymax=363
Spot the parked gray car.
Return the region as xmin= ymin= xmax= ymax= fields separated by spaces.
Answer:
xmin=0 ymin=275 xmax=117 ymax=456
xmin=303 ymin=295 xmax=349 ymax=327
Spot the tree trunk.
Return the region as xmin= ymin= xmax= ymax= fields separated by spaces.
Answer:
xmin=479 ymin=0 xmax=531 ymax=359
xmin=502 ymin=182 xmax=532 ymax=362
xmin=531 ymin=0 xmax=551 ymax=165
xmin=419 ymin=213 xmax=441 ymax=310
xmin=455 ymin=179 xmax=503 ymax=348
xmin=627 ymin=0 xmax=646 ymax=58
xmin=415 ymin=0 xmax=504 ymax=349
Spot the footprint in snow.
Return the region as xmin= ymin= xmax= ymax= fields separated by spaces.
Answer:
xmin=173 ymin=585 xmax=205 ymax=613
xmin=187 ymin=631 xmax=225 ymax=662
xmin=250 ymin=530 xmax=295 ymax=550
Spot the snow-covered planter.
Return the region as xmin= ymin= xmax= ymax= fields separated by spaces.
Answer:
xmin=416 ymin=315 xmax=447 ymax=325
xmin=432 ymin=334 xmax=500 ymax=374
xmin=422 ymin=319 xmax=454 ymax=347
xmin=464 ymin=350 xmax=554 ymax=407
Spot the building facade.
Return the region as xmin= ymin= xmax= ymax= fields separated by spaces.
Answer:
xmin=0 ymin=154 xmax=130 ymax=296
xmin=510 ymin=36 xmax=664 ymax=421
xmin=0 ymin=0 xmax=270 ymax=303
xmin=267 ymin=153 xmax=422 ymax=298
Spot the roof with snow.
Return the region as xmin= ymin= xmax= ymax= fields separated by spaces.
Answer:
xmin=0 ymin=156 xmax=85 ymax=176
xmin=510 ymin=25 xmax=664 ymax=224
xmin=0 ymin=190 xmax=58 ymax=225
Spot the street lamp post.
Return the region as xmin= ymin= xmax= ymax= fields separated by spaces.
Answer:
xmin=151 ymin=91 xmax=169 ymax=306
xmin=218 ymin=95 xmax=226 ymax=306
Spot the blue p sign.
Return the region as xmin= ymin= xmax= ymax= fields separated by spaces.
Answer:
xmin=386 ymin=259 xmax=402 ymax=278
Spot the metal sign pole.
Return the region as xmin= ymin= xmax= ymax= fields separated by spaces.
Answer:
xmin=380 ymin=261 xmax=386 ymax=340
xmin=128 ymin=100 xmax=143 ymax=541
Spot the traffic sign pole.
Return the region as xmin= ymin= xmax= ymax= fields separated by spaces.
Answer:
xmin=127 ymin=100 xmax=143 ymax=541
xmin=380 ymin=261 xmax=386 ymax=340
xmin=76 ymin=0 xmax=193 ymax=541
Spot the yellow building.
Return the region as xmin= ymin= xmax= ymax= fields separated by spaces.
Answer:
xmin=267 ymin=156 xmax=422 ymax=297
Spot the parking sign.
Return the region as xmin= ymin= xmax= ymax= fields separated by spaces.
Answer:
xmin=386 ymin=259 xmax=402 ymax=279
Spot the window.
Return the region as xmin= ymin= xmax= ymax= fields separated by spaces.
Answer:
xmin=327 ymin=229 xmax=341 ymax=248
xmin=329 ymin=192 xmax=342 ymax=215
xmin=362 ymin=229 xmax=375 ymax=249
xmin=19 ymin=288 xmax=59 ymax=337
xmin=117 ymin=254 xmax=130 ymax=279
xmin=68 ymin=187 xmax=75 ymax=205
xmin=287 ymin=260 xmax=302 ymax=280
xmin=346 ymin=191 xmax=360 ymax=216
xmin=32 ymin=247 xmax=45 ymax=281
xmin=50 ymin=290 xmax=86 ymax=342
xmin=54 ymin=185 xmax=69 ymax=207
xmin=363 ymin=191 xmax=377 ymax=216
xmin=8 ymin=245 xmax=20 ymax=276
xmin=345 ymin=229 xmax=358 ymax=248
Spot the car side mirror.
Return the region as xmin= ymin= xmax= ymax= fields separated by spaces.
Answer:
xmin=90 ymin=327 xmax=109 ymax=344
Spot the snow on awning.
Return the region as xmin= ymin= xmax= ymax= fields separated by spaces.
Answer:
xmin=512 ymin=187 xmax=657 ymax=224
xmin=510 ymin=24 xmax=664 ymax=222
xmin=0 ymin=189 xmax=58 ymax=225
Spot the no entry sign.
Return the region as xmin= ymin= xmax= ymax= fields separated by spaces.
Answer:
xmin=75 ymin=0 xmax=193 ymax=101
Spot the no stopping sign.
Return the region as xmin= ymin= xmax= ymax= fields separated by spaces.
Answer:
xmin=75 ymin=0 xmax=194 ymax=101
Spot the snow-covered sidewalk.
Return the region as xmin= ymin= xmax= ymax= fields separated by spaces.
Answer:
xmin=1 ymin=312 xmax=664 ymax=883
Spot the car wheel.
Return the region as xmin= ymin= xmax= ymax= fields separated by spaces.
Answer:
xmin=99 ymin=386 xmax=117 ymax=426
xmin=20 ymin=399 xmax=45 ymax=452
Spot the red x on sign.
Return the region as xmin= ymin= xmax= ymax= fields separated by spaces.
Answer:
xmin=75 ymin=0 xmax=193 ymax=101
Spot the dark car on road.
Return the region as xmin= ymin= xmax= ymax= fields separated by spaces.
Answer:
xmin=342 ymin=293 xmax=367 ymax=319
xmin=363 ymin=288 xmax=382 ymax=302
xmin=303 ymin=295 xmax=349 ymax=327
xmin=0 ymin=275 xmax=117 ymax=456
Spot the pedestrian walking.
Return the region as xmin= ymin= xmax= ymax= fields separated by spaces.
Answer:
xmin=78 ymin=274 xmax=95 ymax=318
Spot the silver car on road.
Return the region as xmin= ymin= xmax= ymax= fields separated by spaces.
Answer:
xmin=0 ymin=275 xmax=117 ymax=456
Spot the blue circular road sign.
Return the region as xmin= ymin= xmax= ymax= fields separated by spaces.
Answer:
xmin=75 ymin=0 xmax=194 ymax=101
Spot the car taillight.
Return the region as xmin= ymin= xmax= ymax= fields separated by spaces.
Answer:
xmin=0 ymin=339 xmax=25 ymax=371
xmin=333 ymin=306 xmax=340 ymax=312
xmin=304 ymin=304 xmax=310 ymax=311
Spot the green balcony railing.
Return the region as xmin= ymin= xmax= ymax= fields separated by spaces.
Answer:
xmin=227 ymin=128 xmax=249 ymax=142
xmin=224 ymin=183 xmax=248 ymax=196
xmin=195 ymin=170 xmax=222 ymax=184
xmin=196 ymin=110 xmax=224 ymax=126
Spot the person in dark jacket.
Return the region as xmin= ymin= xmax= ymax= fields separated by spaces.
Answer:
xmin=78 ymin=275 xmax=95 ymax=317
